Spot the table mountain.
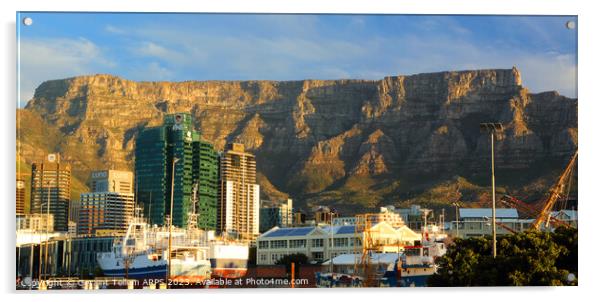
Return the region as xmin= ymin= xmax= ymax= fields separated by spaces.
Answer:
xmin=18 ymin=67 xmax=577 ymax=215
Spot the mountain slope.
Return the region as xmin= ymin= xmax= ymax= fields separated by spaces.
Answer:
xmin=17 ymin=68 xmax=578 ymax=215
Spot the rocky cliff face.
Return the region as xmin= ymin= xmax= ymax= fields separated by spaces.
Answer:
xmin=19 ymin=68 xmax=577 ymax=213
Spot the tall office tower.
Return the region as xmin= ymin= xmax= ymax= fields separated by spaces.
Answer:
xmin=77 ymin=170 xmax=135 ymax=236
xmin=30 ymin=154 xmax=71 ymax=232
xmin=135 ymin=113 xmax=218 ymax=229
xmin=217 ymin=143 xmax=260 ymax=240
xmin=16 ymin=178 xmax=26 ymax=216
xmin=89 ymin=170 xmax=133 ymax=193
xmin=193 ymin=140 xmax=219 ymax=230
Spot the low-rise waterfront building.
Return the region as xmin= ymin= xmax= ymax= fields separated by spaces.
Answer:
xmin=17 ymin=213 xmax=54 ymax=232
xmin=450 ymin=208 xmax=532 ymax=238
xmin=550 ymin=210 xmax=578 ymax=228
xmin=16 ymin=234 xmax=115 ymax=279
xmin=256 ymin=221 xmax=421 ymax=265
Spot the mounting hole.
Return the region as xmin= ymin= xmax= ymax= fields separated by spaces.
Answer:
xmin=23 ymin=17 xmax=33 ymax=26
xmin=565 ymin=20 xmax=575 ymax=30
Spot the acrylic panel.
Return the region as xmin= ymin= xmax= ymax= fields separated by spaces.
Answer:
xmin=15 ymin=12 xmax=578 ymax=290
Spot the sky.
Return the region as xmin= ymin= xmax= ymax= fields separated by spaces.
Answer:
xmin=16 ymin=13 xmax=577 ymax=107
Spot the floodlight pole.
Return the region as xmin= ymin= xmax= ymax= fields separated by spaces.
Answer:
xmin=330 ymin=211 xmax=334 ymax=275
xmin=167 ymin=157 xmax=180 ymax=288
xmin=480 ymin=123 xmax=503 ymax=259
xmin=453 ymin=202 xmax=460 ymax=238
xmin=39 ymin=181 xmax=51 ymax=282
xmin=490 ymin=130 xmax=497 ymax=259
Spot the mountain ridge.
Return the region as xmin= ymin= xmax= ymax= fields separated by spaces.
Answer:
xmin=18 ymin=68 xmax=577 ymax=215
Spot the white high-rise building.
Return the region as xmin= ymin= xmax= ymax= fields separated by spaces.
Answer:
xmin=217 ymin=143 xmax=260 ymax=240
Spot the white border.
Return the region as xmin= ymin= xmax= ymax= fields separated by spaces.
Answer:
xmin=2 ymin=1 xmax=600 ymax=302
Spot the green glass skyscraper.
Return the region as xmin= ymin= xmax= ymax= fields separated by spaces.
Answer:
xmin=135 ymin=113 xmax=218 ymax=229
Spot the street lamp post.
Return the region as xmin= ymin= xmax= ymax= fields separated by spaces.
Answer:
xmin=38 ymin=181 xmax=51 ymax=282
xmin=167 ymin=157 xmax=180 ymax=287
xmin=329 ymin=211 xmax=335 ymax=275
xmin=44 ymin=180 xmax=51 ymax=281
xmin=28 ymin=243 xmax=34 ymax=290
xmin=480 ymin=122 xmax=504 ymax=259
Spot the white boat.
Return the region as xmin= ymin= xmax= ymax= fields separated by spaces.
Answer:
xmin=208 ymin=238 xmax=249 ymax=279
xmin=97 ymin=216 xmax=212 ymax=283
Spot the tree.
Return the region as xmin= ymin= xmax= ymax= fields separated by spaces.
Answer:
xmin=428 ymin=229 xmax=577 ymax=286
xmin=275 ymin=253 xmax=309 ymax=279
xmin=551 ymin=226 xmax=578 ymax=275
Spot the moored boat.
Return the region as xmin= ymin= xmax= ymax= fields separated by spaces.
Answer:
xmin=97 ymin=216 xmax=212 ymax=283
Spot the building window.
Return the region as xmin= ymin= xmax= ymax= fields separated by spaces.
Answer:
xmin=270 ymin=240 xmax=287 ymax=249
xmin=271 ymin=253 xmax=282 ymax=262
xmin=259 ymin=254 xmax=267 ymax=262
xmin=258 ymin=241 xmax=269 ymax=249
xmin=334 ymin=238 xmax=348 ymax=247
xmin=312 ymin=252 xmax=323 ymax=260
xmin=311 ymin=238 xmax=323 ymax=248
xmin=289 ymin=239 xmax=306 ymax=248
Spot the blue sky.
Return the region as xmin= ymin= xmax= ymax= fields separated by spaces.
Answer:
xmin=17 ymin=13 xmax=577 ymax=107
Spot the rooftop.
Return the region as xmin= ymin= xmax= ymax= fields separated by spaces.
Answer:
xmin=321 ymin=225 xmax=356 ymax=235
xmin=259 ymin=224 xmax=357 ymax=238
xmin=551 ymin=210 xmax=578 ymax=220
xmin=261 ymin=226 xmax=315 ymax=238
xmin=459 ymin=208 xmax=519 ymax=219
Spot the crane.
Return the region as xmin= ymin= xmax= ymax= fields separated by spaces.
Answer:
xmin=353 ymin=213 xmax=387 ymax=287
xmin=532 ymin=150 xmax=578 ymax=230
xmin=500 ymin=194 xmax=570 ymax=228
xmin=495 ymin=220 xmax=517 ymax=234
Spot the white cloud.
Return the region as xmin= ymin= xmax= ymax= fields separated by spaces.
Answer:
xmin=371 ymin=32 xmax=577 ymax=97
xmin=105 ymin=25 xmax=126 ymax=35
xmin=112 ymin=21 xmax=576 ymax=97
xmin=129 ymin=61 xmax=174 ymax=80
xmin=92 ymin=16 xmax=579 ymax=98
xmin=19 ymin=37 xmax=116 ymax=107
xmin=514 ymin=53 xmax=577 ymax=97
xmin=132 ymin=41 xmax=192 ymax=64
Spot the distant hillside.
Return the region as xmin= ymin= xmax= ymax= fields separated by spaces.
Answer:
xmin=17 ymin=68 xmax=577 ymax=215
